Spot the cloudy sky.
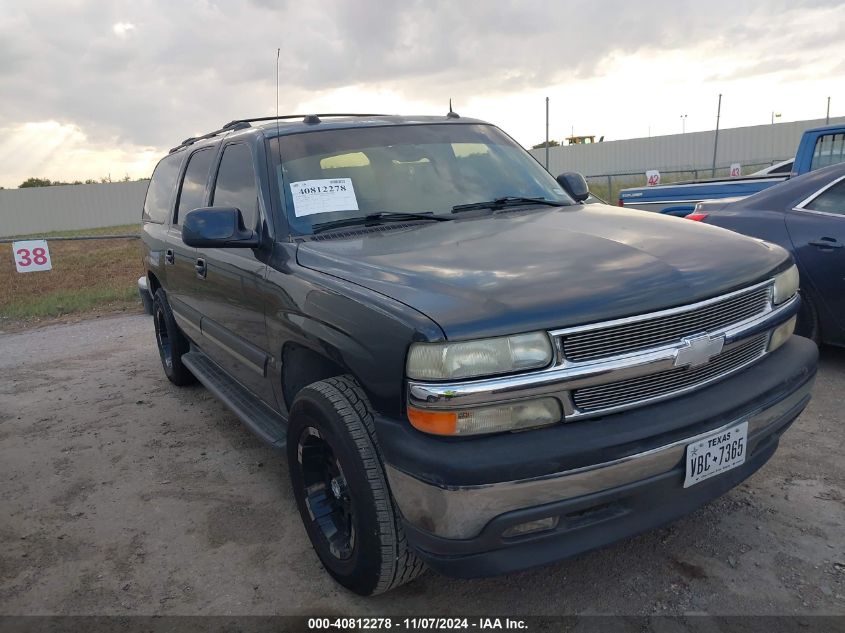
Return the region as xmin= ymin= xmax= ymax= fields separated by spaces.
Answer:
xmin=1 ymin=0 xmax=843 ymax=188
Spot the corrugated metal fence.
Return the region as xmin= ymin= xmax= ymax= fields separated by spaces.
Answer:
xmin=0 ymin=180 xmax=149 ymax=238
xmin=529 ymin=116 xmax=845 ymax=177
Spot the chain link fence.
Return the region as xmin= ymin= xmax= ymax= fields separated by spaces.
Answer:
xmin=584 ymin=160 xmax=789 ymax=205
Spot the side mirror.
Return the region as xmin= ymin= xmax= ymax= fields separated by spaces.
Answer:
xmin=182 ymin=207 xmax=260 ymax=248
xmin=556 ymin=172 xmax=590 ymax=202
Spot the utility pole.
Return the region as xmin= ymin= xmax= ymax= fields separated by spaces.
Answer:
xmin=771 ymin=111 xmax=781 ymax=162
xmin=680 ymin=114 xmax=687 ymax=134
xmin=711 ymin=94 xmax=722 ymax=177
xmin=827 ymin=96 xmax=831 ymax=124
xmin=545 ymin=96 xmax=549 ymax=170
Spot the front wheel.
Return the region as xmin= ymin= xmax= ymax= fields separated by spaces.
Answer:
xmin=287 ymin=376 xmax=425 ymax=595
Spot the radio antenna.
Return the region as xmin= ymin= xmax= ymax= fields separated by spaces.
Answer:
xmin=275 ymin=48 xmax=281 ymax=138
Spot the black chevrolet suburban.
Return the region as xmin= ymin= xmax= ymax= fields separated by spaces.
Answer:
xmin=140 ymin=114 xmax=818 ymax=595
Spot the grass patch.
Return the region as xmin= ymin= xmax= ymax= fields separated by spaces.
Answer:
xmin=5 ymin=223 xmax=141 ymax=240
xmin=0 ymin=285 xmax=138 ymax=319
xmin=0 ymin=236 xmax=144 ymax=323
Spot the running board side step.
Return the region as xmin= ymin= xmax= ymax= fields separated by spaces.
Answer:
xmin=182 ymin=349 xmax=287 ymax=449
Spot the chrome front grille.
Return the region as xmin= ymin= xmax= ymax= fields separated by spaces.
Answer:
xmin=562 ymin=285 xmax=771 ymax=363
xmin=572 ymin=333 xmax=768 ymax=413
xmin=407 ymin=279 xmax=797 ymax=426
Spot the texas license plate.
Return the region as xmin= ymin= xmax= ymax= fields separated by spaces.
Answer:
xmin=683 ymin=421 xmax=748 ymax=488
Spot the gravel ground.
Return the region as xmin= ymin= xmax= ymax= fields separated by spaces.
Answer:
xmin=0 ymin=314 xmax=843 ymax=616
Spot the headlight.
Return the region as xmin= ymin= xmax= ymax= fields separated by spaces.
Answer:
xmin=772 ymin=265 xmax=799 ymax=305
xmin=769 ymin=315 xmax=796 ymax=352
xmin=406 ymin=332 xmax=553 ymax=381
xmin=407 ymin=397 xmax=561 ymax=436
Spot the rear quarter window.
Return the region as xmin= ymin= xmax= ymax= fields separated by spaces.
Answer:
xmin=810 ymin=133 xmax=845 ymax=171
xmin=805 ymin=179 xmax=845 ymax=216
xmin=143 ymin=153 xmax=183 ymax=223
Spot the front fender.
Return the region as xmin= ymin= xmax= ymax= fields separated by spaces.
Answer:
xmin=264 ymin=243 xmax=444 ymax=419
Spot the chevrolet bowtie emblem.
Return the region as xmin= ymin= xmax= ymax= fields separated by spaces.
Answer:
xmin=674 ymin=334 xmax=724 ymax=368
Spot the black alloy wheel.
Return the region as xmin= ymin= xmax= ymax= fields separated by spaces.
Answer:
xmin=297 ymin=426 xmax=356 ymax=561
xmin=286 ymin=376 xmax=425 ymax=595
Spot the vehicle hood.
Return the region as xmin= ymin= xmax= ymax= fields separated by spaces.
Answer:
xmin=296 ymin=205 xmax=789 ymax=340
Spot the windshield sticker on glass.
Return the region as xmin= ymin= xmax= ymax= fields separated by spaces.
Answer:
xmin=290 ymin=178 xmax=359 ymax=217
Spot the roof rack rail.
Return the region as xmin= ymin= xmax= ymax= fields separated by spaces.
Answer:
xmin=222 ymin=113 xmax=390 ymax=128
xmin=168 ymin=121 xmax=252 ymax=154
xmin=168 ymin=114 xmax=391 ymax=154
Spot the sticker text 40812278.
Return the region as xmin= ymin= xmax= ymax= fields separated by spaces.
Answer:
xmin=297 ymin=182 xmax=348 ymax=195
xmin=290 ymin=178 xmax=359 ymax=218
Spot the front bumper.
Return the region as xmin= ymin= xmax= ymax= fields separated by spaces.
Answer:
xmin=380 ymin=336 xmax=817 ymax=577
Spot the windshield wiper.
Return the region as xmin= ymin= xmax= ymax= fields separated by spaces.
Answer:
xmin=312 ymin=211 xmax=452 ymax=234
xmin=451 ymin=196 xmax=568 ymax=213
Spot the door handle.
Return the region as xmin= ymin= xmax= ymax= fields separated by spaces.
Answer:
xmin=164 ymin=248 xmax=175 ymax=265
xmin=195 ymin=257 xmax=207 ymax=279
xmin=809 ymin=238 xmax=843 ymax=250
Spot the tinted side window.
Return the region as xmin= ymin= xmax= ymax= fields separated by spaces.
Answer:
xmin=175 ymin=148 xmax=214 ymax=225
xmin=806 ymin=179 xmax=845 ymax=216
xmin=810 ymin=133 xmax=845 ymax=171
xmin=143 ymin=153 xmax=182 ymax=223
xmin=212 ymin=144 xmax=258 ymax=229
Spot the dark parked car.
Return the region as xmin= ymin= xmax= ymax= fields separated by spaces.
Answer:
xmin=140 ymin=113 xmax=816 ymax=595
xmin=688 ymin=162 xmax=845 ymax=346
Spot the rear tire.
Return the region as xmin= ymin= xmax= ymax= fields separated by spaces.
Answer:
xmin=152 ymin=289 xmax=196 ymax=386
xmin=287 ymin=376 xmax=425 ymax=595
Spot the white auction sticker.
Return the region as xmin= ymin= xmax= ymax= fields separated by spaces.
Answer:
xmin=12 ymin=239 xmax=52 ymax=273
xmin=730 ymin=163 xmax=742 ymax=177
xmin=645 ymin=169 xmax=661 ymax=186
xmin=290 ymin=178 xmax=359 ymax=217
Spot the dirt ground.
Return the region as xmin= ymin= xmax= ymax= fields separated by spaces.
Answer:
xmin=1 ymin=314 xmax=843 ymax=616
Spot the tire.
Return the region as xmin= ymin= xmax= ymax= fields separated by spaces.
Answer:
xmin=152 ymin=289 xmax=196 ymax=386
xmin=795 ymin=291 xmax=821 ymax=346
xmin=287 ymin=376 xmax=425 ymax=595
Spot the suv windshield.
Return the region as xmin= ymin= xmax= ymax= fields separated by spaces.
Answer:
xmin=268 ymin=123 xmax=573 ymax=234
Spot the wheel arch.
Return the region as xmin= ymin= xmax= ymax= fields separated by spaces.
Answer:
xmin=281 ymin=342 xmax=357 ymax=413
xmin=147 ymin=270 xmax=162 ymax=296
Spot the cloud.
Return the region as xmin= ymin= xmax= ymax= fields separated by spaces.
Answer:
xmin=112 ymin=22 xmax=136 ymax=38
xmin=0 ymin=0 xmax=843 ymax=186
xmin=0 ymin=121 xmax=160 ymax=188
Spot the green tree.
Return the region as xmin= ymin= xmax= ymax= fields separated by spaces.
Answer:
xmin=531 ymin=140 xmax=560 ymax=150
xmin=19 ymin=177 xmax=53 ymax=188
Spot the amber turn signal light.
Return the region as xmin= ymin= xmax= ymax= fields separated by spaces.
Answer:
xmin=407 ymin=407 xmax=458 ymax=435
